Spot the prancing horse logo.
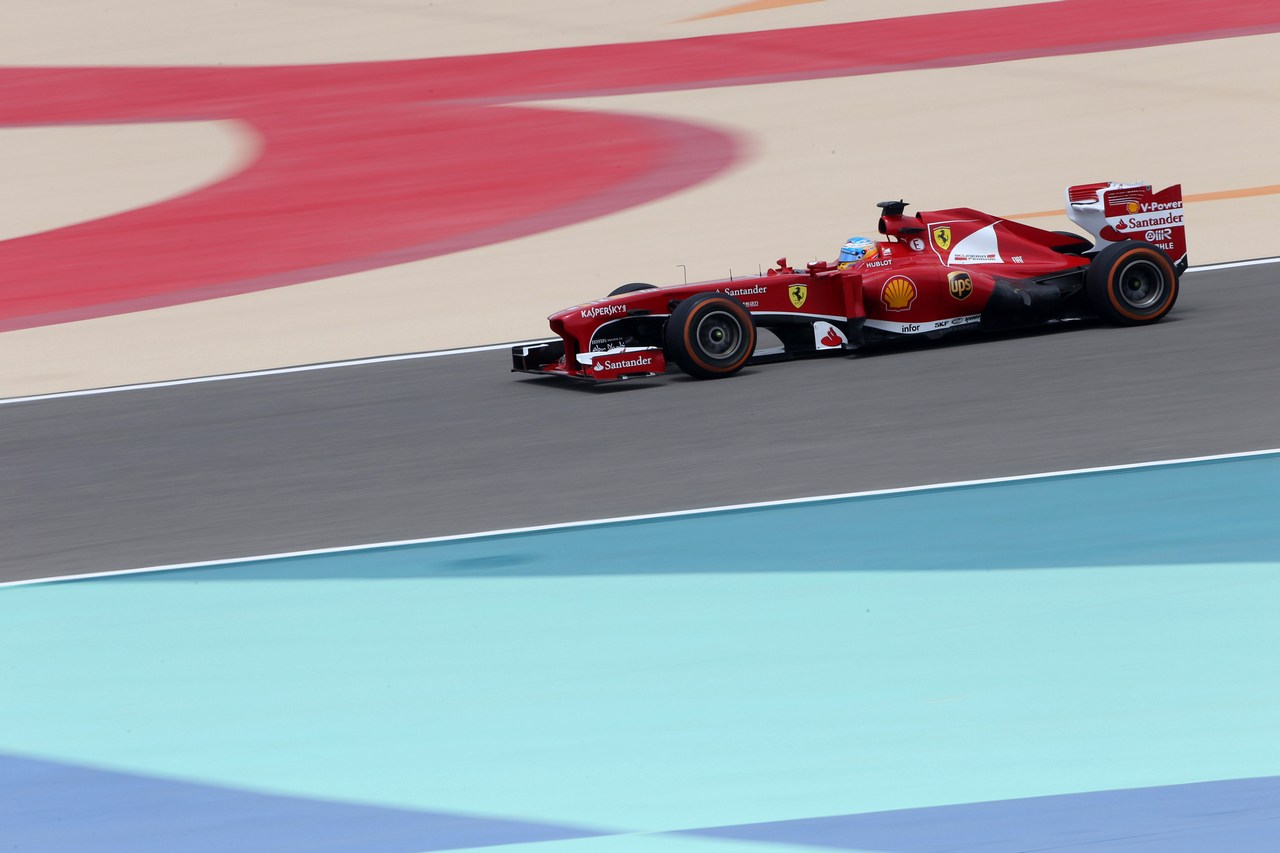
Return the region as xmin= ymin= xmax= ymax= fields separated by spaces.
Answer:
xmin=932 ymin=226 xmax=952 ymax=251
xmin=789 ymin=284 xmax=807 ymax=308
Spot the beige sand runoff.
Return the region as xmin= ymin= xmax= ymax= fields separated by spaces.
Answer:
xmin=1 ymin=2 xmax=1276 ymax=396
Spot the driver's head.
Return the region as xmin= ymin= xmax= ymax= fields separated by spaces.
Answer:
xmin=838 ymin=237 xmax=877 ymax=269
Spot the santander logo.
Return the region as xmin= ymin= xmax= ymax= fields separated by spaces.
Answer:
xmin=814 ymin=321 xmax=847 ymax=348
xmin=593 ymin=354 xmax=654 ymax=371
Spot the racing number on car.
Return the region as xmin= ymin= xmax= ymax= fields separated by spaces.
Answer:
xmin=948 ymin=271 xmax=973 ymax=300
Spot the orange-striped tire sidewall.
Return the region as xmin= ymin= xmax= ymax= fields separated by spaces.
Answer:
xmin=677 ymin=295 xmax=755 ymax=377
xmin=1105 ymin=247 xmax=1178 ymax=323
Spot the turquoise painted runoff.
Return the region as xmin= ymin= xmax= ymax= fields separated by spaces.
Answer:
xmin=2 ymin=454 xmax=1278 ymax=840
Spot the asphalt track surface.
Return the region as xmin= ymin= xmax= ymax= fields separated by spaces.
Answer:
xmin=4 ymin=262 xmax=1278 ymax=583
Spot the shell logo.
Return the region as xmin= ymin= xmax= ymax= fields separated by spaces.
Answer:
xmin=1126 ymin=201 xmax=1140 ymax=213
xmin=881 ymin=276 xmax=917 ymax=311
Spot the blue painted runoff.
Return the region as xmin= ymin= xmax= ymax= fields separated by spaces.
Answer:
xmin=2 ymin=452 xmax=1279 ymax=851
xmin=0 ymin=753 xmax=602 ymax=853
xmin=4 ymin=752 xmax=1278 ymax=852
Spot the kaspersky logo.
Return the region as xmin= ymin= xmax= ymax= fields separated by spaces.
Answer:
xmin=580 ymin=303 xmax=627 ymax=320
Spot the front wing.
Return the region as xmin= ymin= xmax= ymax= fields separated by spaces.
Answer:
xmin=513 ymin=341 xmax=667 ymax=382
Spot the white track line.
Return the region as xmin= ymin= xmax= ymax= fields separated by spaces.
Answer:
xmin=5 ymin=446 xmax=1277 ymax=589
xmin=2 ymin=256 xmax=1276 ymax=407
xmin=1184 ymin=256 xmax=1280 ymax=273
xmin=0 ymin=340 xmax=555 ymax=406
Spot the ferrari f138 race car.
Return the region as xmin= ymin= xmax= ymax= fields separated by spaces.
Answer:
xmin=513 ymin=181 xmax=1186 ymax=382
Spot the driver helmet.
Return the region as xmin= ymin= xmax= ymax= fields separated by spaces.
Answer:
xmin=837 ymin=237 xmax=878 ymax=268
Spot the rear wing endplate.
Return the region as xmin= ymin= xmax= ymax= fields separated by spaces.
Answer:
xmin=1065 ymin=182 xmax=1187 ymax=270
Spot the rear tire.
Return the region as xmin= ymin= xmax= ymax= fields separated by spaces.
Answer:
xmin=609 ymin=282 xmax=657 ymax=297
xmin=664 ymin=293 xmax=756 ymax=379
xmin=1085 ymin=241 xmax=1178 ymax=325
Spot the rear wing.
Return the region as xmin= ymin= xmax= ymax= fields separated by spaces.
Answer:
xmin=1065 ymin=182 xmax=1187 ymax=271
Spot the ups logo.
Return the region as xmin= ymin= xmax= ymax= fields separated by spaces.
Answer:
xmin=948 ymin=271 xmax=973 ymax=301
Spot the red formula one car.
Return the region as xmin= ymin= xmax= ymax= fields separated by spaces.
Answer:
xmin=513 ymin=181 xmax=1186 ymax=382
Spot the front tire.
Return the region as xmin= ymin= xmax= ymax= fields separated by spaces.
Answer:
xmin=664 ymin=292 xmax=756 ymax=379
xmin=1085 ymin=241 xmax=1178 ymax=325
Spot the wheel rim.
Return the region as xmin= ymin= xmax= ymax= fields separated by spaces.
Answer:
xmin=695 ymin=310 xmax=742 ymax=361
xmin=1116 ymin=258 xmax=1166 ymax=310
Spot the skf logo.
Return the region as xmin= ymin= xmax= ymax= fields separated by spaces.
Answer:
xmin=948 ymin=271 xmax=973 ymax=301
xmin=789 ymin=284 xmax=808 ymax=309
xmin=881 ymin=276 xmax=917 ymax=311
xmin=932 ymin=226 xmax=952 ymax=251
